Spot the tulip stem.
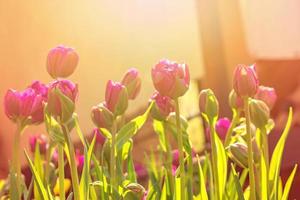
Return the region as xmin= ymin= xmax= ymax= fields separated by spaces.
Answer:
xmin=163 ymin=122 xmax=174 ymax=196
xmin=12 ymin=123 xmax=24 ymax=198
xmin=62 ymin=125 xmax=80 ymax=200
xmin=175 ymin=98 xmax=185 ymax=200
xmin=261 ymin=127 xmax=269 ymax=196
xmin=224 ymin=110 xmax=240 ymax=147
xmin=244 ymin=97 xmax=256 ymax=200
xmin=110 ymin=120 xmax=117 ymax=195
xmin=58 ymin=144 xmax=65 ymax=200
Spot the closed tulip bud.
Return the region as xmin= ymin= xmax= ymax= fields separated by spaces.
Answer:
xmin=152 ymin=59 xmax=190 ymax=99
xmin=150 ymin=92 xmax=175 ymax=121
xmin=249 ymin=99 xmax=270 ymax=129
xmin=228 ymin=90 xmax=244 ymax=110
xmin=125 ymin=183 xmax=146 ymax=196
xmin=105 ymin=80 xmax=128 ymax=116
xmin=227 ymin=143 xmax=249 ymax=168
xmin=255 ymin=86 xmax=277 ymax=109
xmin=4 ymin=88 xmax=44 ymax=125
xmin=121 ymin=68 xmax=141 ymax=100
xmin=215 ymin=118 xmax=231 ymax=140
xmin=29 ymin=134 xmax=49 ymax=154
xmin=91 ymin=103 xmax=114 ymax=129
xmin=199 ymin=89 xmax=219 ymax=123
xmin=233 ymin=64 xmax=259 ymax=97
xmin=47 ymin=80 xmax=78 ymax=123
xmin=46 ymin=45 xmax=79 ymax=79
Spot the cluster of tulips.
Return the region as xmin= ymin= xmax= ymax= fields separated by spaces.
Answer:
xmin=2 ymin=45 xmax=297 ymax=200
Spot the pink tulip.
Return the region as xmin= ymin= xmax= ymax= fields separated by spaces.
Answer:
xmin=91 ymin=102 xmax=114 ymax=129
xmin=121 ymin=68 xmax=141 ymax=100
xmin=92 ymin=128 xmax=106 ymax=145
xmin=215 ymin=118 xmax=231 ymax=140
xmin=29 ymin=81 xmax=48 ymax=100
xmin=152 ymin=59 xmax=190 ymax=99
xmin=233 ymin=64 xmax=259 ymax=97
xmin=134 ymin=163 xmax=148 ymax=179
xmin=47 ymin=80 xmax=78 ymax=122
xmin=105 ymin=80 xmax=128 ymax=116
xmin=75 ymin=150 xmax=85 ymax=173
xmin=29 ymin=134 xmax=49 ymax=154
xmin=255 ymin=86 xmax=277 ymax=109
xmin=228 ymin=90 xmax=244 ymax=110
xmin=46 ymin=45 xmax=79 ymax=79
xmin=150 ymin=91 xmax=175 ymax=121
xmin=4 ymin=88 xmax=43 ymax=125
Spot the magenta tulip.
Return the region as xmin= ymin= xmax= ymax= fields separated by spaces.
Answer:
xmin=29 ymin=134 xmax=49 ymax=154
xmin=233 ymin=64 xmax=259 ymax=97
xmin=121 ymin=68 xmax=141 ymax=100
xmin=105 ymin=80 xmax=128 ymax=116
xmin=152 ymin=59 xmax=190 ymax=99
xmin=255 ymin=86 xmax=277 ymax=109
xmin=46 ymin=45 xmax=79 ymax=79
xmin=92 ymin=128 xmax=106 ymax=146
xmin=150 ymin=91 xmax=175 ymax=121
xmin=215 ymin=118 xmax=231 ymax=140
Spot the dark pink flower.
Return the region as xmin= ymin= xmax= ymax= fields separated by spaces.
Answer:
xmin=152 ymin=59 xmax=190 ymax=99
xmin=255 ymin=86 xmax=277 ymax=109
xmin=150 ymin=91 xmax=175 ymax=121
xmin=134 ymin=163 xmax=148 ymax=179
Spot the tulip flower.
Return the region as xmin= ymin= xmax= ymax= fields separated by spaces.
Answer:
xmin=105 ymin=80 xmax=128 ymax=116
xmin=150 ymin=92 xmax=175 ymax=121
xmin=134 ymin=163 xmax=148 ymax=180
xmin=152 ymin=59 xmax=190 ymax=99
xmin=4 ymin=88 xmax=43 ymax=125
xmin=228 ymin=90 xmax=244 ymax=110
xmin=91 ymin=102 xmax=114 ymax=129
xmin=29 ymin=134 xmax=49 ymax=154
xmin=47 ymin=80 xmax=78 ymax=123
xmin=233 ymin=64 xmax=259 ymax=97
xmin=255 ymin=86 xmax=277 ymax=109
xmin=47 ymin=45 xmax=79 ymax=79
xmin=121 ymin=68 xmax=141 ymax=100
xmin=206 ymin=118 xmax=231 ymax=142
xmin=75 ymin=150 xmax=84 ymax=173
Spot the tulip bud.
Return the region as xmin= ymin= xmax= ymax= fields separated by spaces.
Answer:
xmin=215 ymin=118 xmax=231 ymax=140
xmin=152 ymin=59 xmax=190 ymax=99
xmin=166 ymin=112 xmax=188 ymax=130
xmin=233 ymin=64 xmax=259 ymax=97
xmin=121 ymin=68 xmax=141 ymax=100
xmin=228 ymin=90 xmax=244 ymax=110
xmin=125 ymin=183 xmax=146 ymax=196
xmin=46 ymin=45 xmax=79 ymax=79
xmin=199 ymin=89 xmax=219 ymax=123
xmin=249 ymin=99 xmax=270 ymax=129
xmin=47 ymin=80 xmax=78 ymax=123
xmin=91 ymin=103 xmax=114 ymax=129
xmin=105 ymin=80 xmax=128 ymax=116
xmin=150 ymin=92 xmax=175 ymax=121
xmin=255 ymin=86 xmax=277 ymax=109
xmin=227 ymin=143 xmax=249 ymax=168
xmin=134 ymin=163 xmax=148 ymax=180
xmin=29 ymin=134 xmax=49 ymax=154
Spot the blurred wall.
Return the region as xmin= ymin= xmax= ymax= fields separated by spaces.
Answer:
xmin=0 ymin=0 xmax=204 ymax=174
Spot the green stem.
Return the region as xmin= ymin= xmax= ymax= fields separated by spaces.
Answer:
xmin=209 ymin=123 xmax=220 ymax=200
xmin=110 ymin=120 xmax=117 ymax=195
xmin=175 ymin=99 xmax=185 ymax=200
xmin=12 ymin=124 xmax=23 ymax=198
xmin=44 ymin=143 xmax=53 ymax=184
xmin=224 ymin=110 xmax=240 ymax=147
xmin=244 ymin=97 xmax=256 ymax=200
xmin=62 ymin=125 xmax=80 ymax=200
xmin=261 ymin=127 xmax=269 ymax=196
xmin=58 ymin=144 xmax=65 ymax=200
xmin=163 ymin=122 xmax=174 ymax=197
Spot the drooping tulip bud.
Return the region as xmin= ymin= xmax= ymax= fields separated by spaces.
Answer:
xmin=47 ymin=80 xmax=78 ymax=123
xmin=29 ymin=134 xmax=49 ymax=154
xmin=255 ymin=86 xmax=277 ymax=110
xmin=92 ymin=128 xmax=106 ymax=146
xmin=4 ymin=88 xmax=43 ymax=125
xmin=233 ymin=64 xmax=259 ymax=97
xmin=227 ymin=143 xmax=249 ymax=168
xmin=105 ymin=80 xmax=128 ymax=116
xmin=46 ymin=45 xmax=79 ymax=79
xmin=150 ymin=92 xmax=175 ymax=121
xmin=199 ymin=89 xmax=219 ymax=123
xmin=151 ymin=59 xmax=190 ymax=99
xmin=91 ymin=102 xmax=114 ymax=129
xmin=121 ymin=68 xmax=141 ymax=100
xmin=228 ymin=90 xmax=244 ymax=110
xmin=125 ymin=183 xmax=146 ymax=198
xmin=249 ymin=99 xmax=270 ymax=129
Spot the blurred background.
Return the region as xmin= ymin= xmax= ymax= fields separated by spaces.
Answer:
xmin=1 ymin=0 xmax=300 ymax=197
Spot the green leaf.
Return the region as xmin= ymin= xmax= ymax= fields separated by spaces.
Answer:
xmin=34 ymin=145 xmax=43 ymax=200
xmin=152 ymin=120 xmax=167 ymax=152
xmin=281 ymin=164 xmax=297 ymax=200
xmin=269 ymin=108 xmax=293 ymax=199
xmin=231 ymin=164 xmax=245 ymax=200
xmin=55 ymin=88 xmax=75 ymax=123
xmin=24 ymin=150 xmax=50 ymax=200
xmin=116 ymin=102 xmax=152 ymax=151
xmin=197 ymin=157 xmax=208 ymax=200
xmin=44 ymin=108 xmax=65 ymax=145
